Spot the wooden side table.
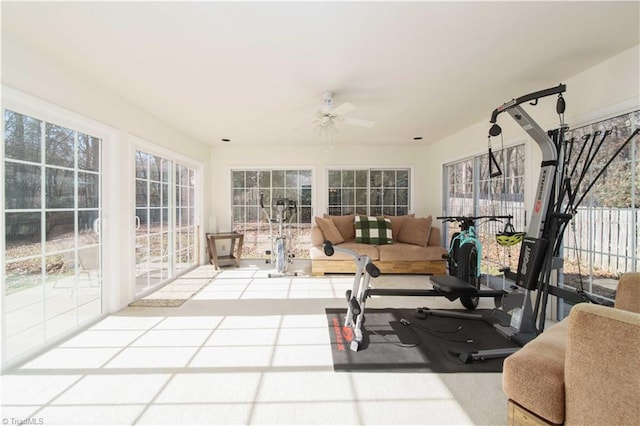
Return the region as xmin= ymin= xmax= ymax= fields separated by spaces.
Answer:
xmin=206 ymin=232 xmax=244 ymax=269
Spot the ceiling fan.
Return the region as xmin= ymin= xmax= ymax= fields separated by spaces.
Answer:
xmin=313 ymin=91 xmax=375 ymax=134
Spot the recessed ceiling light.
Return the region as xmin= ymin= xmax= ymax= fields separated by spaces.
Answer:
xmin=221 ymin=138 xmax=231 ymax=142
xmin=413 ymin=136 xmax=423 ymax=141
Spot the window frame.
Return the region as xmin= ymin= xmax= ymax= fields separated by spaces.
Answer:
xmin=230 ymin=167 xmax=314 ymax=259
xmin=326 ymin=167 xmax=413 ymax=216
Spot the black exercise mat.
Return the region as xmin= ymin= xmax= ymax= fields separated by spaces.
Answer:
xmin=326 ymin=307 xmax=520 ymax=373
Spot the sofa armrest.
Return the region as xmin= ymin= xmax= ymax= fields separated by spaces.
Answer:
xmin=564 ymin=303 xmax=640 ymax=425
xmin=310 ymin=225 xmax=325 ymax=247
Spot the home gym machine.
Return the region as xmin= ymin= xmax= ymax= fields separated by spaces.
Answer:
xmin=260 ymin=193 xmax=298 ymax=278
xmin=328 ymin=83 xmax=639 ymax=356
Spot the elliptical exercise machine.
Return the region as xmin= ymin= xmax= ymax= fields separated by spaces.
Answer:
xmin=260 ymin=193 xmax=298 ymax=278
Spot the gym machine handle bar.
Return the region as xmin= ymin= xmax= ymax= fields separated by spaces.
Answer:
xmin=489 ymin=84 xmax=566 ymax=125
xmin=322 ymin=240 xmax=381 ymax=278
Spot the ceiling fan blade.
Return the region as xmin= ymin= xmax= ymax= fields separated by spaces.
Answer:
xmin=343 ymin=116 xmax=375 ymax=128
xmin=331 ymin=102 xmax=356 ymax=116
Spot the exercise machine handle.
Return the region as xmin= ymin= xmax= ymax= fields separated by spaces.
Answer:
xmin=366 ymin=263 xmax=381 ymax=278
xmin=323 ymin=241 xmax=335 ymax=256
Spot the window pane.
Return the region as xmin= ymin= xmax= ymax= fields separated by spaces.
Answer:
xmin=343 ymin=189 xmax=354 ymax=206
xmin=149 ymin=182 xmax=161 ymax=207
xmin=78 ymin=133 xmax=100 ymax=172
xmin=383 ymin=170 xmax=396 ymax=188
xmin=135 ymin=151 xmax=148 ymax=179
xmin=286 ymin=170 xmax=298 ymax=188
xmin=397 ymin=189 xmax=408 ymax=205
xmin=328 ymin=170 xmax=341 ymax=188
xmin=258 ymin=171 xmax=271 ymax=188
xmin=356 ymin=189 xmax=367 ymax=206
xmin=232 ymin=171 xmax=245 ymax=188
xmin=45 ymin=168 xmax=74 ymax=209
xmin=78 ymin=210 xmax=100 ymax=246
xmin=370 ymin=170 xmax=382 ymax=187
xmin=244 ymin=171 xmax=256 ymax=188
xmin=356 ymin=170 xmax=368 ymax=187
xmin=342 ymin=170 xmax=354 ymax=187
xmin=45 ymin=211 xmax=75 ymax=253
xmin=272 ymin=170 xmax=284 ymax=187
xmin=370 ymin=188 xmax=381 ymax=205
xmin=4 ymin=110 xmax=42 ymax=163
xmin=149 ymin=155 xmax=162 ymax=181
xmin=78 ymin=172 xmax=99 ymax=208
xmin=5 ymin=212 xmax=41 ymax=260
xmin=301 ymin=187 xmax=311 ymax=205
xmin=45 ymin=123 xmax=74 ymax=168
xmin=5 ymin=163 xmax=41 ymax=209
xmin=299 ymin=170 xmax=311 ymax=186
xmin=383 ymin=189 xmax=395 ymax=205
xmin=397 ymin=170 xmax=409 ymax=187
xmin=328 ymin=189 xmax=341 ymax=206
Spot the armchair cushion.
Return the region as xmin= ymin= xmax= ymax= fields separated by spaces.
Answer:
xmin=564 ymin=303 xmax=640 ymax=425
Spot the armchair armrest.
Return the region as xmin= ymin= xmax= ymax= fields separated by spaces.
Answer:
xmin=564 ymin=303 xmax=640 ymax=425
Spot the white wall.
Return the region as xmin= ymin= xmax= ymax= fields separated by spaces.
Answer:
xmin=208 ymin=143 xmax=431 ymax=231
xmin=2 ymin=33 xmax=212 ymax=310
xmin=424 ymin=45 xmax=640 ymax=218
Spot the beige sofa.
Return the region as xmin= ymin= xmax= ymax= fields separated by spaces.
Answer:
xmin=309 ymin=214 xmax=447 ymax=276
xmin=502 ymin=272 xmax=640 ymax=425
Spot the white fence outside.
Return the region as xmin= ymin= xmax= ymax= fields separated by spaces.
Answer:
xmin=446 ymin=198 xmax=638 ymax=276
xmin=563 ymin=207 xmax=638 ymax=275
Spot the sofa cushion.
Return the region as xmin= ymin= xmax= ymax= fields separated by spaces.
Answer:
xmin=315 ymin=217 xmax=345 ymax=245
xmin=309 ymin=242 xmax=380 ymax=261
xmin=384 ymin=214 xmax=415 ymax=241
xmin=355 ymin=215 xmax=393 ymax=245
xmin=397 ymin=216 xmax=432 ymax=246
xmin=377 ymin=243 xmax=447 ymax=262
xmin=324 ymin=214 xmax=355 ymax=241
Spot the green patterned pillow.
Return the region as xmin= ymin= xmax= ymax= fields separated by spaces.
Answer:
xmin=355 ymin=215 xmax=393 ymax=245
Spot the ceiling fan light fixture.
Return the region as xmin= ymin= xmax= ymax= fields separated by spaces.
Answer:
xmin=313 ymin=91 xmax=375 ymax=136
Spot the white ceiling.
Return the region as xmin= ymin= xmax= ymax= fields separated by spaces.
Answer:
xmin=2 ymin=1 xmax=639 ymax=146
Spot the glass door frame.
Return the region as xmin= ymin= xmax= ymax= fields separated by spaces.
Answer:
xmin=1 ymin=86 xmax=119 ymax=371
xmin=130 ymin=136 xmax=203 ymax=300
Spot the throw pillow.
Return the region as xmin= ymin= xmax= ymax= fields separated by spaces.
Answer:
xmin=355 ymin=215 xmax=393 ymax=245
xmin=397 ymin=215 xmax=432 ymax=246
xmin=384 ymin=214 xmax=415 ymax=241
xmin=323 ymin=214 xmax=355 ymax=241
xmin=315 ymin=216 xmax=345 ymax=245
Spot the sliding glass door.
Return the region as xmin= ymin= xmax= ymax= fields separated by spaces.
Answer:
xmin=134 ymin=149 xmax=197 ymax=296
xmin=3 ymin=109 xmax=102 ymax=363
